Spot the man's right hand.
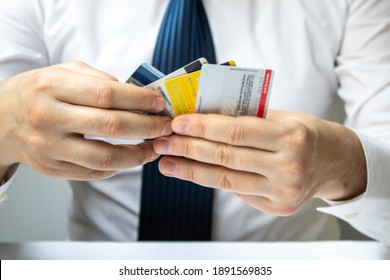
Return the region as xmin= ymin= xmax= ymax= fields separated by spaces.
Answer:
xmin=0 ymin=61 xmax=172 ymax=180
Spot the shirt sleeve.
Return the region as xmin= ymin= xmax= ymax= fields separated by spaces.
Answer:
xmin=0 ymin=164 xmax=20 ymax=204
xmin=0 ymin=0 xmax=48 ymax=79
xmin=0 ymin=1 xmax=48 ymax=203
xmin=317 ymin=0 xmax=390 ymax=246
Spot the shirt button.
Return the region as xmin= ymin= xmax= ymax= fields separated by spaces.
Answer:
xmin=345 ymin=212 xmax=359 ymax=219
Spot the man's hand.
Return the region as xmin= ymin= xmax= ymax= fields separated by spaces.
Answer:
xmin=0 ymin=61 xmax=172 ymax=180
xmin=153 ymin=111 xmax=367 ymax=215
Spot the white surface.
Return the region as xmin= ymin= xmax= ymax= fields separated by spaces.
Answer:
xmin=0 ymin=241 xmax=389 ymax=260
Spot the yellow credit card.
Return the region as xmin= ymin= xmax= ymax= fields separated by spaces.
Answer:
xmin=164 ymin=70 xmax=201 ymax=116
xmin=220 ymin=60 xmax=236 ymax=66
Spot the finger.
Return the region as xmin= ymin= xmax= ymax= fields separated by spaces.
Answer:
xmin=45 ymin=67 xmax=166 ymax=112
xmin=153 ymin=135 xmax=274 ymax=175
xmin=158 ymin=156 xmax=270 ymax=196
xmin=54 ymin=103 xmax=173 ymax=139
xmin=35 ymin=160 xmax=119 ymax=181
xmin=171 ymin=114 xmax=284 ymax=151
xmin=51 ymin=136 xmax=160 ymax=171
xmin=56 ymin=61 xmax=118 ymax=81
xmin=234 ymin=193 xmax=302 ymax=216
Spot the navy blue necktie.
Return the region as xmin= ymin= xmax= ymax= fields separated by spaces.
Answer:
xmin=138 ymin=0 xmax=216 ymax=241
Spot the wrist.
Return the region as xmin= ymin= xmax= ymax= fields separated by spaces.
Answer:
xmin=317 ymin=123 xmax=367 ymax=201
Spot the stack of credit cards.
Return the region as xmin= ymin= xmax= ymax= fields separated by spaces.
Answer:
xmin=126 ymin=58 xmax=274 ymax=118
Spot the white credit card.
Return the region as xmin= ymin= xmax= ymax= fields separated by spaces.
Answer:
xmin=145 ymin=58 xmax=208 ymax=117
xmin=196 ymin=64 xmax=274 ymax=118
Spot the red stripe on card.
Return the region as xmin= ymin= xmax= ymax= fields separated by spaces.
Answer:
xmin=257 ymin=69 xmax=272 ymax=118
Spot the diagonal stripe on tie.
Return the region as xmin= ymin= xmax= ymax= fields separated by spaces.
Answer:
xmin=138 ymin=0 xmax=216 ymax=241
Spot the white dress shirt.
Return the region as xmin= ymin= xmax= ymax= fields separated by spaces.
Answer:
xmin=1 ymin=0 xmax=389 ymax=244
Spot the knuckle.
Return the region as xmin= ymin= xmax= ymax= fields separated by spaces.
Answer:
xmin=94 ymin=82 xmax=115 ymax=108
xmin=218 ymin=171 xmax=234 ymax=192
xmin=215 ymin=144 xmax=234 ymax=166
xmin=145 ymin=119 xmax=158 ymax=139
xmin=197 ymin=118 xmax=208 ymax=138
xmin=95 ymin=152 xmax=116 ymax=170
xmin=284 ymin=122 xmax=311 ymax=150
xmin=24 ymin=70 xmax=61 ymax=129
xmin=226 ymin=123 xmax=245 ymax=145
xmin=181 ymin=139 xmax=193 ymax=158
xmin=29 ymin=68 xmax=54 ymax=92
xmin=101 ymin=113 xmax=124 ymax=137
xmin=27 ymin=103 xmax=53 ymax=129
xmin=183 ymin=165 xmax=197 ymax=182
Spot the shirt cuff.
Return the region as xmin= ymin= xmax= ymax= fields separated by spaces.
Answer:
xmin=0 ymin=163 xmax=19 ymax=203
xmin=317 ymin=132 xmax=390 ymax=246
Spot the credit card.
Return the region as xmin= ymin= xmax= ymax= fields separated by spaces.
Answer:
xmin=196 ymin=64 xmax=274 ymax=118
xmin=126 ymin=63 xmax=164 ymax=86
xmin=220 ymin=60 xmax=237 ymax=66
xmin=164 ymin=70 xmax=201 ymax=116
xmin=145 ymin=58 xmax=208 ymax=117
xmin=164 ymin=60 xmax=237 ymax=116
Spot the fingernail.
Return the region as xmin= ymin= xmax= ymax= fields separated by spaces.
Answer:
xmin=173 ymin=119 xmax=189 ymax=134
xmin=161 ymin=160 xmax=176 ymax=175
xmin=153 ymin=138 xmax=171 ymax=154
